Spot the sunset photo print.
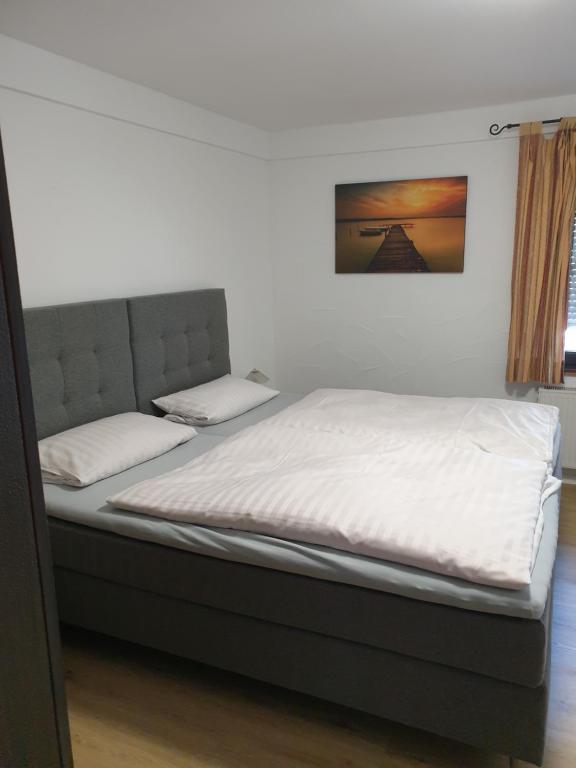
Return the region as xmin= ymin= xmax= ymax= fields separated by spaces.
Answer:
xmin=335 ymin=176 xmax=468 ymax=273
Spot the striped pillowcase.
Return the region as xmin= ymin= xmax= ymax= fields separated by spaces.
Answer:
xmin=39 ymin=412 xmax=196 ymax=487
xmin=153 ymin=374 xmax=279 ymax=426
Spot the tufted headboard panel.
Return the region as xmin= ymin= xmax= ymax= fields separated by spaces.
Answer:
xmin=128 ymin=289 xmax=230 ymax=414
xmin=24 ymin=299 xmax=137 ymax=439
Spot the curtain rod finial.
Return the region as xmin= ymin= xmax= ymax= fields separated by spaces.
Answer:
xmin=489 ymin=123 xmax=506 ymax=136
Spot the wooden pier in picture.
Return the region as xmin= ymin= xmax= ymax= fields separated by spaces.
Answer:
xmin=367 ymin=224 xmax=429 ymax=273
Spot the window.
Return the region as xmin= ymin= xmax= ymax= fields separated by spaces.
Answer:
xmin=565 ymin=213 xmax=576 ymax=370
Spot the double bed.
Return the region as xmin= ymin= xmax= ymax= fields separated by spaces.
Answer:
xmin=24 ymin=289 xmax=560 ymax=765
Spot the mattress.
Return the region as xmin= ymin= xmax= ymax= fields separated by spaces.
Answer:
xmin=43 ymin=394 xmax=561 ymax=620
xmin=112 ymin=390 xmax=560 ymax=589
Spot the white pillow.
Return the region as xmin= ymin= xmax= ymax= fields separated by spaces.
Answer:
xmin=152 ymin=374 xmax=279 ymax=426
xmin=39 ymin=412 xmax=196 ymax=487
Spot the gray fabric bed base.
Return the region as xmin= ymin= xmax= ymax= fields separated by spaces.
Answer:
xmin=54 ymin=565 xmax=551 ymax=765
xmin=49 ymin=516 xmax=550 ymax=689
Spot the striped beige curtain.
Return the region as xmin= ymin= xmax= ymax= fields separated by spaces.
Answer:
xmin=506 ymin=117 xmax=576 ymax=384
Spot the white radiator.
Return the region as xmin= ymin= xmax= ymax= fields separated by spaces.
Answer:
xmin=538 ymin=386 xmax=576 ymax=468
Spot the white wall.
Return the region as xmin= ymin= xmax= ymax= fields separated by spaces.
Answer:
xmin=269 ymin=95 xmax=576 ymax=399
xmin=0 ymin=35 xmax=275 ymax=381
xmin=3 ymin=34 xmax=576 ymax=400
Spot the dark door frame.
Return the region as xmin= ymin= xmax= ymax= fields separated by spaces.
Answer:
xmin=0 ymin=129 xmax=73 ymax=766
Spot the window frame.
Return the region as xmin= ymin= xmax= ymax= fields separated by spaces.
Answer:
xmin=565 ymin=350 xmax=576 ymax=372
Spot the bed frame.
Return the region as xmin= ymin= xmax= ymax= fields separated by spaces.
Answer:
xmin=24 ymin=289 xmax=554 ymax=765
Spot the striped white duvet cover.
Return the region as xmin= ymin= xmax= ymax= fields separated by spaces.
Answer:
xmin=109 ymin=389 xmax=561 ymax=589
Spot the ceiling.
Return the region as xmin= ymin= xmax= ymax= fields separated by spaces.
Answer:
xmin=1 ymin=0 xmax=575 ymax=132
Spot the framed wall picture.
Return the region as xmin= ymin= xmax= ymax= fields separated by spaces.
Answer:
xmin=335 ymin=176 xmax=468 ymax=273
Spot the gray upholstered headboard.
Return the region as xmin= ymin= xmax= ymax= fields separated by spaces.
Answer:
xmin=24 ymin=289 xmax=230 ymax=438
xmin=24 ymin=299 xmax=136 ymax=439
xmin=128 ymin=289 xmax=230 ymax=414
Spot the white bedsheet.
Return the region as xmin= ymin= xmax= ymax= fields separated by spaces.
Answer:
xmin=109 ymin=389 xmax=560 ymax=589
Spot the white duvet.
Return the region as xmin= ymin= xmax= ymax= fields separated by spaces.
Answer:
xmin=109 ymin=389 xmax=561 ymax=589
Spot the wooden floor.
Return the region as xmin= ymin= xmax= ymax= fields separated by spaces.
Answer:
xmin=63 ymin=485 xmax=576 ymax=768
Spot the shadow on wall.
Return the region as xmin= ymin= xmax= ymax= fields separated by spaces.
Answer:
xmin=505 ymin=382 xmax=539 ymax=399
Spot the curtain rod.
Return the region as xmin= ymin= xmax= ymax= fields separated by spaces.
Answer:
xmin=489 ymin=118 xmax=562 ymax=136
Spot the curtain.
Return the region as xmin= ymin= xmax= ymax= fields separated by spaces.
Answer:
xmin=506 ymin=117 xmax=576 ymax=384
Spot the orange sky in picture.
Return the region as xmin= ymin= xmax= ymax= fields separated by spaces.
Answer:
xmin=336 ymin=177 xmax=467 ymax=220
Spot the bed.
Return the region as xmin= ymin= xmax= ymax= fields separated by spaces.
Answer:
xmin=24 ymin=289 xmax=560 ymax=765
